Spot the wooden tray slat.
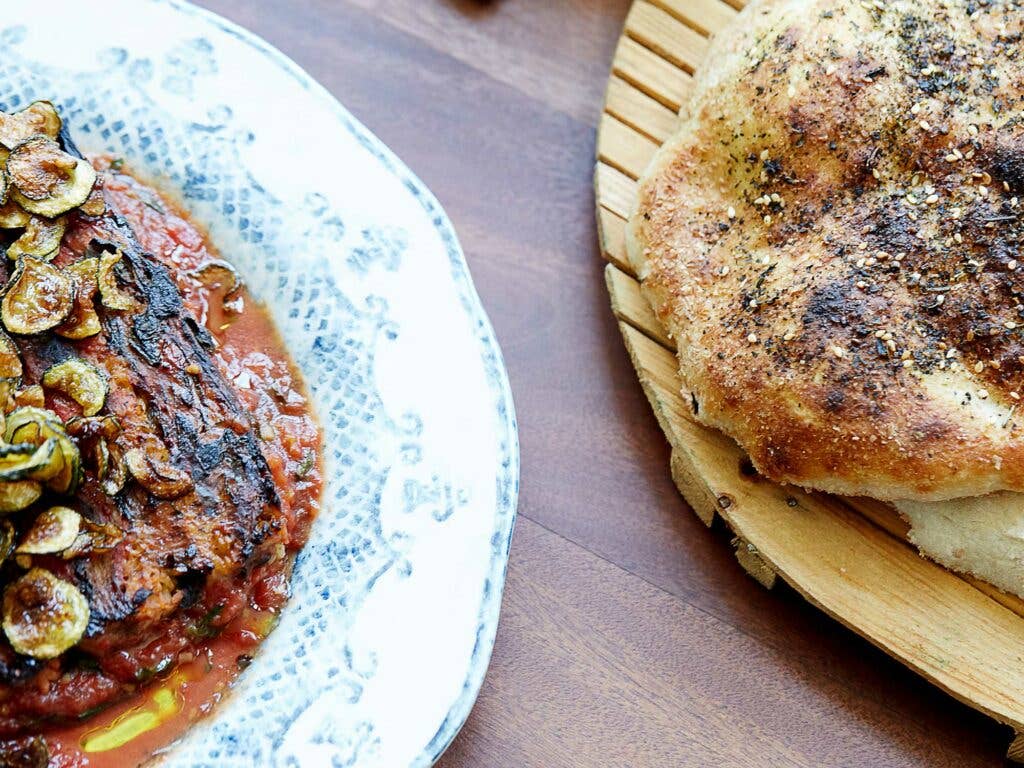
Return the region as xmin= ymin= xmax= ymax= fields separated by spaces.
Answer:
xmin=603 ymin=76 xmax=680 ymax=145
xmin=595 ymin=1 xmax=1024 ymax=756
xmin=596 ymin=208 xmax=633 ymax=275
xmin=597 ymin=114 xmax=660 ymax=180
xmin=648 ymin=0 xmax=739 ymax=37
xmin=625 ymin=2 xmax=710 ymax=74
xmin=605 ymin=264 xmax=671 ymax=348
xmin=605 ymin=263 xmax=671 ymax=348
xmin=595 ymin=163 xmax=638 ymax=221
xmin=612 ymin=37 xmax=693 ymax=112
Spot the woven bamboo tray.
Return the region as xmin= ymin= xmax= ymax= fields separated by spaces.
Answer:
xmin=595 ymin=0 xmax=1024 ymax=759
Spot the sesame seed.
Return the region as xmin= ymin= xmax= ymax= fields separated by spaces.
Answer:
xmin=858 ymin=242 xmax=868 ymax=250
xmin=979 ymin=389 xmax=989 ymax=399
xmin=954 ymin=233 xmax=963 ymax=244
xmin=1013 ymin=392 xmax=1021 ymax=400
xmin=720 ymin=265 xmax=730 ymax=276
xmin=968 ymin=124 xmax=979 ymax=136
xmin=830 ymin=346 xmax=845 ymax=359
xmin=919 ymin=120 xmax=932 ymax=131
xmin=763 ymin=215 xmax=772 ymax=225
xmin=944 ymin=153 xmax=958 ymax=163
xmin=946 ymin=348 xmax=958 ymax=358
xmin=760 ymin=149 xmax=770 ymax=161
xmin=911 ymin=103 xmax=922 ymax=115
xmin=872 ymin=168 xmax=881 ymax=179
xmin=1007 ymin=321 xmax=1018 ymax=330
xmin=974 ymin=361 xmax=985 ymax=373
xmin=787 ymin=85 xmax=796 ymax=98
xmin=1010 ymin=260 xmax=1019 ymax=271
xmin=747 ymin=333 xmax=758 ymax=343
xmin=727 ymin=206 xmax=736 ymax=219
xmin=925 ymin=194 xmax=939 ymax=204
xmin=903 ymin=359 xmax=914 ymax=368
xmin=783 ymin=331 xmax=796 ymax=341
xmin=979 ymin=185 xmax=989 ymax=196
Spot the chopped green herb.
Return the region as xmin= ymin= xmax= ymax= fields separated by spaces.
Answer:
xmin=186 ymin=604 xmax=224 ymax=640
xmin=294 ymin=451 xmax=315 ymax=479
xmin=133 ymin=655 xmax=173 ymax=682
xmin=109 ymin=157 xmax=124 ymax=171
xmin=143 ymin=197 xmax=165 ymax=215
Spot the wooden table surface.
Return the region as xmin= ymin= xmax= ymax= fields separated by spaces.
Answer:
xmin=195 ymin=1 xmax=1013 ymax=765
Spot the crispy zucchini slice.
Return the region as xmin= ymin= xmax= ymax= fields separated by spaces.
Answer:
xmin=0 ymin=329 xmax=21 ymax=405
xmin=1 ymin=257 xmax=74 ymax=334
xmin=4 ymin=407 xmax=80 ymax=495
xmin=56 ymin=257 xmax=101 ymax=340
xmin=79 ymin=177 xmax=106 ymax=217
xmin=42 ymin=358 xmax=107 ymax=417
xmin=96 ymin=250 xmax=139 ymax=312
xmin=6 ymin=215 xmax=65 ymax=261
xmin=100 ymin=440 xmax=127 ymax=496
xmin=45 ymin=437 xmax=80 ymax=495
xmin=0 ymin=480 xmax=41 ymax=513
xmin=62 ymin=516 xmax=123 ymax=560
xmin=11 ymin=384 xmax=44 ymax=410
xmin=5 ymin=406 xmax=61 ymax=444
xmin=0 ymin=520 xmax=14 ymax=567
xmin=124 ymin=448 xmax=193 ymax=499
xmin=2 ymin=568 xmax=89 ymax=659
xmin=0 ymin=438 xmax=60 ymax=482
xmin=8 ymin=137 xmax=96 ymax=218
xmin=0 ymin=102 xmax=61 ymax=149
xmin=0 ymin=200 xmax=29 ymax=229
xmin=16 ymin=507 xmax=81 ymax=555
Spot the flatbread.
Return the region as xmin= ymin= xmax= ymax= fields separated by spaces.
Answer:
xmin=628 ymin=0 xmax=1024 ymax=502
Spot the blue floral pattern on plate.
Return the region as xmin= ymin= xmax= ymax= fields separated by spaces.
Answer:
xmin=0 ymin=2 xmax=518 ymax=766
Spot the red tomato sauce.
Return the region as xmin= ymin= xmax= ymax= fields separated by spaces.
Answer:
xmin=32 ymin=160 xmax=323 ymax=767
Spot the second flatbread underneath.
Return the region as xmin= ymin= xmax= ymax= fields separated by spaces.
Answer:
xmin=897 ymin=494 xmax=1024 ymax=599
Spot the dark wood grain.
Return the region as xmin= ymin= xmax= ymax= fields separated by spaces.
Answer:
xmin=194 ymin=1 xmax=1013 ymax=764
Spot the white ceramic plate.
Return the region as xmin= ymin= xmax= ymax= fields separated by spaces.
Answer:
xmin=0 ymin=2 xmax=518 ymax=766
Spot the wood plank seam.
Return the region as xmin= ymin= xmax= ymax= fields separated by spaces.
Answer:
xmin=647 ymin=0 xmax=738 ymax=38
xmin=624 ymin=2 xmax=709 ymax=74
xmin=603 ymin=76 xmax=680 ymax=145
xmin=611 ymin=37 xmax=693 ymax=112
xmin=597 ymin=113 xmax=660 ymax=181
